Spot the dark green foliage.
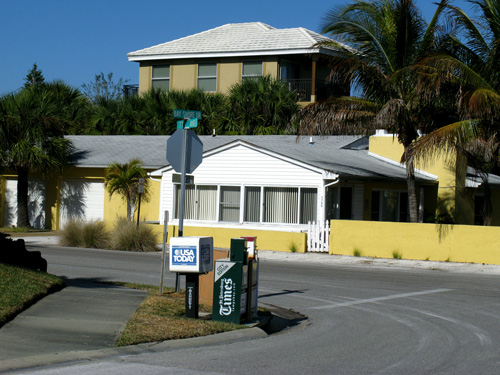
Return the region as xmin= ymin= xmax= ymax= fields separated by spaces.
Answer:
xmin=23 ymin=63 xmax=45 ymax=88
xmin=295 ymin=0 xmax=450 ymax=222
xmin=227 ymin=76 xmax=299 ymax=135
xmin=0 ymin=81 xmax=88 ymax=227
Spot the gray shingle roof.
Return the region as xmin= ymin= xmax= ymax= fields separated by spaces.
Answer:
xmin=128 ymin=22 xmax=339 ymax=61
xmin=66 ymin=135 xmax=436 ymax=183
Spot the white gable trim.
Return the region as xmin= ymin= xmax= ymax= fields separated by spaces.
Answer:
xmin=150 ymin=139 xmax=335 ymax=178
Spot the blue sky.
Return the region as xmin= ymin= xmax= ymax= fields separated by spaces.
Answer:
xmin=0 ymin=0 xmax=474 ymax=95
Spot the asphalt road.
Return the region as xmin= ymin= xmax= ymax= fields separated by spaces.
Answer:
xmin=17 ymin=244 xmax=500 ymax=374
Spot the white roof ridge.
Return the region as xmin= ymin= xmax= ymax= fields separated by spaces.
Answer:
xmin=297 ymin=27 xmax=320 ymax=44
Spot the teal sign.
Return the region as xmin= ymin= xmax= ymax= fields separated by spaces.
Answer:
xmin=173 ymin=109 xmax=202 ymax=120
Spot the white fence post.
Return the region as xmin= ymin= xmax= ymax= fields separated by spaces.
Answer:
xmin=307 ymin=220 xmax=330 ymax=253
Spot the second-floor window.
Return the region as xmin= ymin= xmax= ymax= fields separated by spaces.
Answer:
xmin=197 ymin=63 xmax=217 ymax=92
xmin=151 ymin=65 xmax=170 ymax=91
xmin=242 ymin=61 xmax=262 ymax=81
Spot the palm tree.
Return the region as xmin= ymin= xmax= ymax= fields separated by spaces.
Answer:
xmin=0 ymin=81 xmax=85 ymax=227
xmin=295 ymin=0 xmax=449 ymax=222
xmin=104 ymin=158 xmax=149 ymax=222
xmin=410 ymin=0 xmax=500 ymax=225
xmin=228 ymin=76 xmax=299 ymax=135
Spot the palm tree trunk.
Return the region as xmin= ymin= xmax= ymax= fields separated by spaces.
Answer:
xmin=16 ymin=166 xmax=31 ymax=228
xmin=404 ymin=149 xmax=419 ymax=223
xmin=482 ymin=174 xmax=492 ymax=226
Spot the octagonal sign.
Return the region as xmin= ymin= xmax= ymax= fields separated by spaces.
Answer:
xmin=166 ymin=129 xmax=203 ymax=174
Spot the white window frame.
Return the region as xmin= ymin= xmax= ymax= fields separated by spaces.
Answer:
xmin=151 ymin=65 xmax=170 ymax=91
xmin=173 ymin=183 xmax=317 ymax=225
xmin=242 ymin=61 xmax=263 ymax=81
xmin=197 ymin=63 xmax=217 ymax=92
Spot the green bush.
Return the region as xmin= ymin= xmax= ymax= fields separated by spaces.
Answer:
xmin=392 ymin=250 xmax=403 ymax=259
xmin=111 ymin=219 xmax=158 ymax=252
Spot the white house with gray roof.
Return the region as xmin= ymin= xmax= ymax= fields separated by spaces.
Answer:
xmin=127 ymin=22 xmax=348 ymax=103
xmin=151 ymin=135 xmax=438 ymax=231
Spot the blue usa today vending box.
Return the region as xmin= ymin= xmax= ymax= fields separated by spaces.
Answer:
xmin=169 ymin=237 xmax=213 ymax=274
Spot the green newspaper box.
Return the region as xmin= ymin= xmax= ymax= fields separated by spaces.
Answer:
xmin=212 ymin=260 xmax=247 ymax=324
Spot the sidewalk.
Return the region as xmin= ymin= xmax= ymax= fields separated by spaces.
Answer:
xmin=0 ymin=279 xmax=147 ymax=371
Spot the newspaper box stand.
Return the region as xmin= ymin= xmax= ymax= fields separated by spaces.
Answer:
xmin=212 ymin=238 xmax=259 ymax=324
xmin=170 ymin=236 xmax=213 ymax=318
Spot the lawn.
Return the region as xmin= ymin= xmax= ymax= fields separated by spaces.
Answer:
xmin=0 ymin=263 xmax=65 ymax=327
xmin=0 ymin=267 xmax=245 ymax=345
xmin=111 ymin=282 xmax=245 ymax=346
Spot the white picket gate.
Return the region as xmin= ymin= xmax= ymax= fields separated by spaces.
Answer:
xmin=307 ymin=220 xmax=330 ymax=252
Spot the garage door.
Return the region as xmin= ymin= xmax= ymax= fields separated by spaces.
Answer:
xmin=4 ymin=178 xmax=46 ymax=229
xmin=60 ymin=179 xmax=104 ymax=228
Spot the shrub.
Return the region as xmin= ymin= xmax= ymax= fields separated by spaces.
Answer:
xmin=82 ymin=221 xmax=110 ymax=249
xmin=392 ymin=250 xmax=403 ymax=259
xmin=111 ymin=219 xmax=158 ymax=252
xmin=353 ymin=248 xmax=362 ymax=257
xmin=59 ymin=219 xmax=84 ymax=247
xmin=60 ymin=219 xmax=110 ymax=248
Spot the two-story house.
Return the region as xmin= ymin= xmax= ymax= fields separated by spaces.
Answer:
xmin=127 ymin=22 xmax=349 ymax=104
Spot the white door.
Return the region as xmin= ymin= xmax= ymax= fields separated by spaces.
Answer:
xmin=4 ymin=178 xmax=46 ymax=228
xmin=60 ymin=179 xmax=104 ymax=227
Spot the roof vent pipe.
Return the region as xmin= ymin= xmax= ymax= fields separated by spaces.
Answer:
xmin=212 ymin=129 xmax=216 ymax=137
xmin=309 ymin=136 xmax=314 ymax=145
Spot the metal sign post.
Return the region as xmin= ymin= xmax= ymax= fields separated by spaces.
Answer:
xmin=160 ymin=211 xmax=169 ymax=294
xmin=167 ymin=109 xmax=203 ymax=294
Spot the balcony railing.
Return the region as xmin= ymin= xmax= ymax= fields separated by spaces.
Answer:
xmin=280 ymin=79 xmax=339 ymax=102
xmin=123 ymin=84 xmax=139 ymax=98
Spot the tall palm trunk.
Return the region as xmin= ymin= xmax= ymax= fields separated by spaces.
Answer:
xmin=16 ymin=166 xmax=30 ymax=228
xmin=404 ymin=148 xmax=419 ymax=223
xmin=480 ymin=173 xmax=492 ymax=226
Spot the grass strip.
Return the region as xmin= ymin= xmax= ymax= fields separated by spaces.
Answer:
xmin=110 ymin=282 xmax=245 ymax=347
xmin=0 ymin=263 xmax=65 ymax=327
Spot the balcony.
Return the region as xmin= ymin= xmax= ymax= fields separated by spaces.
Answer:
xmin=280 ymin=79 xmax=341 ymax=102
xmin=123 ymin=84 xmax=139 ymax=97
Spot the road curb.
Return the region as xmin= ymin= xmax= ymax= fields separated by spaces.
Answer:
xmin=0 ymin=327 xmax=268 ymax=373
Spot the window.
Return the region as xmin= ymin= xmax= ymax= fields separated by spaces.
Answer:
xmin=263 ymin=187 xmax=317 ymax=224
xmin=174 ymin=185 xmax=216 ymax=221
xmin=219 ymin=186 xmax=240 ymax=222
xmin=371 ymin=190 xmax=408 ymax=222
xmin=244 ymin=187 xmax=261 ymax=222
xmin=198 ymin=63 xmax=217 ymax=92
xmin=174 ymin=183 xmax=317 ymax=225
xmin=151 ymin=65 xmax=170 ymax=91
xmin=242 ymin=61 xmax=262 ymax=81
xmin=300 ymin=188 xmax=317 ymax=224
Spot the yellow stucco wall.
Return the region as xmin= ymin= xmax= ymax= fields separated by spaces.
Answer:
xmin=218 ymin=61 xmax=241 ymax=93
xmin=138 ymin=65 xmax=152 ymax=94
xmin=138 ymin=58 xmax=280 ymax=95
xmin=146 ymin=224 xmax=307 ymax=252
xmin=330 ymin=220 xmax=500 ymax=264
xmin=0 ymin=167 xmax=161 ymax=230
xmin=368 ymin=135 xmax=475 ymax=223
